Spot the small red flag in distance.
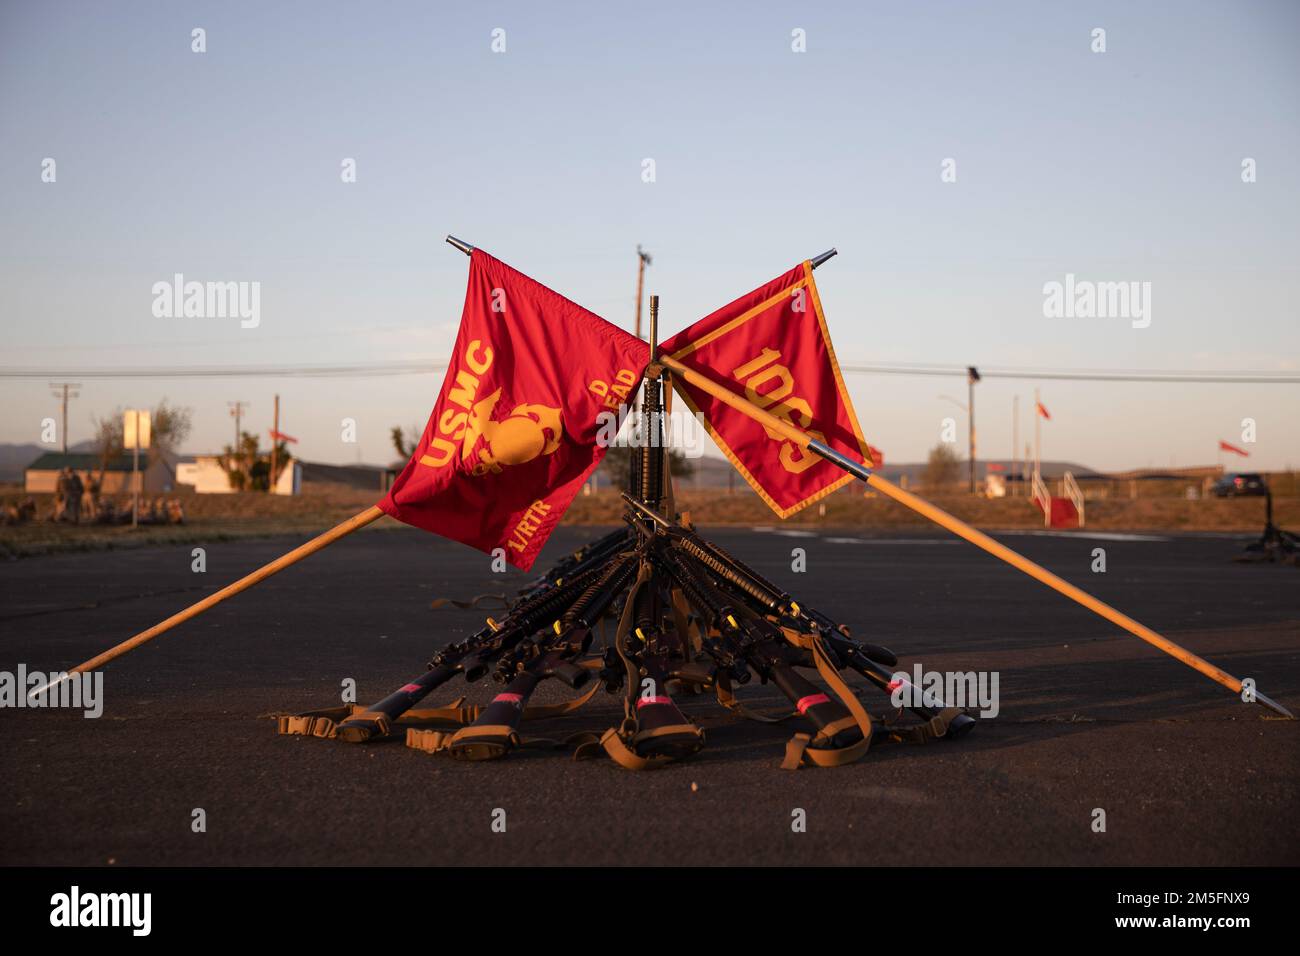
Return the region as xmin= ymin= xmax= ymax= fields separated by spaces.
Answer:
xmin=379 ymin=250 xmax=649 ymax=570
xmin=1219 ymin=440 xmax=1250 ymax=457
xmin=1036 ymin=401 xmax=1051 ymax=420
xmin=659 ymin=261 xmax=874 ymax=518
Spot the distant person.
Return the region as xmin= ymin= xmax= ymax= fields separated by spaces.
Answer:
xmin=79 ymin=473 xmax=96 ymax=518
xmin=84 ymin=475 xmax=101 ymax=509
xmin=51 ymin=468 xmax=70 ymax=522
xmin=65 ymin=469 xmax=84 ymax=525
xmin=166 ymin=499 xmax=185 ymax=525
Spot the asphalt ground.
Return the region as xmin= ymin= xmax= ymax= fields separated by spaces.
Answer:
xmin=1 ymin=524 xmax=1296 ymax=866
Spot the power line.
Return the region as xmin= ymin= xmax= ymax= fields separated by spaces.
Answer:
xmin=2 ymin=361 xmax=1297 ymax=384
xmin=0 ymin=363 xmax=445 ymax=379
xmin=837 ymin=363 xmax=1300 ymax=384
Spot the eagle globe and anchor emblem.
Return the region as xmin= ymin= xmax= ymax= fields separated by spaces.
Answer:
xmin=462 ymin=387 xmax=564 ymax=475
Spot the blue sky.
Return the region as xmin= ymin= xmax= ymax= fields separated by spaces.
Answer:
xmin=2 ymin=0 xmax=1297 ymax=470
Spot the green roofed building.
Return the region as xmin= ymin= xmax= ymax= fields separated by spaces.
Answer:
xmin=24 ymin=452 xmax=175 ymax=495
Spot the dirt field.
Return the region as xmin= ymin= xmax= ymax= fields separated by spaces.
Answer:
xmin=2 ymin=482 xmax=1294 ymax=559
xmin=568 ymin=487 xmax=1298 ymax=532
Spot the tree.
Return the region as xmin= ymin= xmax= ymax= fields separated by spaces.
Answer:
xmin=390 ymin=424 xmax=422 ymax=460
xmin=90 ymin=398 xmax=191 ymax=481
xmin=222 ymin=431 xmax=289 ymax=491
xmin=90 ymin=409 xmax=124 ymax=486
xmin=924 ymin=442 xmax=962 ymax=490
xmin=149 ymin=398 xmax=192 ymax=464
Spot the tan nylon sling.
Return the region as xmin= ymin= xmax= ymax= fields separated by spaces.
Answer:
xmin=713 ymin=672 xmax=796 ymax=724
xmin=575 ymin=561 xmax=703 ymax=770
xmin=279 ymin=672 xmax=603 ymax=750
xmin=778 ymin=627 xmax=875 ymax=770
xmin=409 ymin=678 xmax=604 ymax=755
xmin=777 ymin=622 xmax=968 ymax=753
xmin=880 ymin=706 xmax=968 ymax=744
xmin=276 ymin=697 xmax=483 ymax=740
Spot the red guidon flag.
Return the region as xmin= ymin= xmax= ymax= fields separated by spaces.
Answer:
xmin=659 ymin=261 xmax=873 ymax=517
xmin=1219 ymin=440 xmax=1249 ymax=457
xmin=380 ymin=250 xmax=648 ymax=570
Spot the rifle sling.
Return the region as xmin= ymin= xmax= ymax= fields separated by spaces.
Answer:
xmin=278 ymin=678 xmax=602 ymax=748
xmin=778 ymin=627 xmax=874 ymax=770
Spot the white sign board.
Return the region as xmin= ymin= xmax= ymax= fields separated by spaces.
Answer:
xmin=123 ymin=410 xmax=151 ymax=450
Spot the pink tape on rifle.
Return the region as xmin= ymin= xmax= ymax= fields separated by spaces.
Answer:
xmin=637 ymin=696 xmax=673 ymax=709
xmin=796 ymin=693 xmax=830 ymax=715
xmin=493 ymin=692 xmax=524 ymax=706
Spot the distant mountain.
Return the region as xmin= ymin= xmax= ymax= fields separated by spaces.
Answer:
xmin=0 ymin=444 xmax=47 ymax=482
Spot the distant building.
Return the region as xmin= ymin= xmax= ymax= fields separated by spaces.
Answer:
xmin=175 ymin=455 xmax=301 ymax=495
xmin=24 ymin=452 xmax=174 ymax=494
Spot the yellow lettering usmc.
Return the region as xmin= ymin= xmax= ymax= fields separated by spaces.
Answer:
xmin=422 ymin=339 xmax=495 ymax=468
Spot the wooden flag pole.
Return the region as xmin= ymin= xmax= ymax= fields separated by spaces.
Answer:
xmin=32 ymin=505 xmax=385 ymax=697
xmin=658 ymin=354 xmax=1293 ymax=718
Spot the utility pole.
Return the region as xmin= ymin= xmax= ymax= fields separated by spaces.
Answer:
xmin=270 ymin=394 xmax=280 ymax=494
xmin=1012 ymin=395 xmax=1019 ymax=497
xmin=967 ymin=366 xmax=980 ymax=494
xmin=49 ymin=382 xmax=81 ymax=453
xmin=633 ymin=245 xmax=652 ymax=340
xmin=1033 ymin=387 xmax=1041 ymax=482
xmin=228 ymin=401 xmax=249 ymax=453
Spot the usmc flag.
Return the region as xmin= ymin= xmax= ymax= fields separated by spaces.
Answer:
xmin=380 ymin=250 xmax=648 ymax=570
xmin=658 ymin=261 xmax=872 ymax=518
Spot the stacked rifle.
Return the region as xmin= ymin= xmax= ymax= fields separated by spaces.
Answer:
xmin=325 ymin=299 xmax=973 ymax=769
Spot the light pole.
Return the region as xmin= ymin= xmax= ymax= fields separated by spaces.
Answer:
xmin=967 ymin=367 xmax=981 ymax=494
xmin=1012 ymin=395 xmax=1019 ymax=497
